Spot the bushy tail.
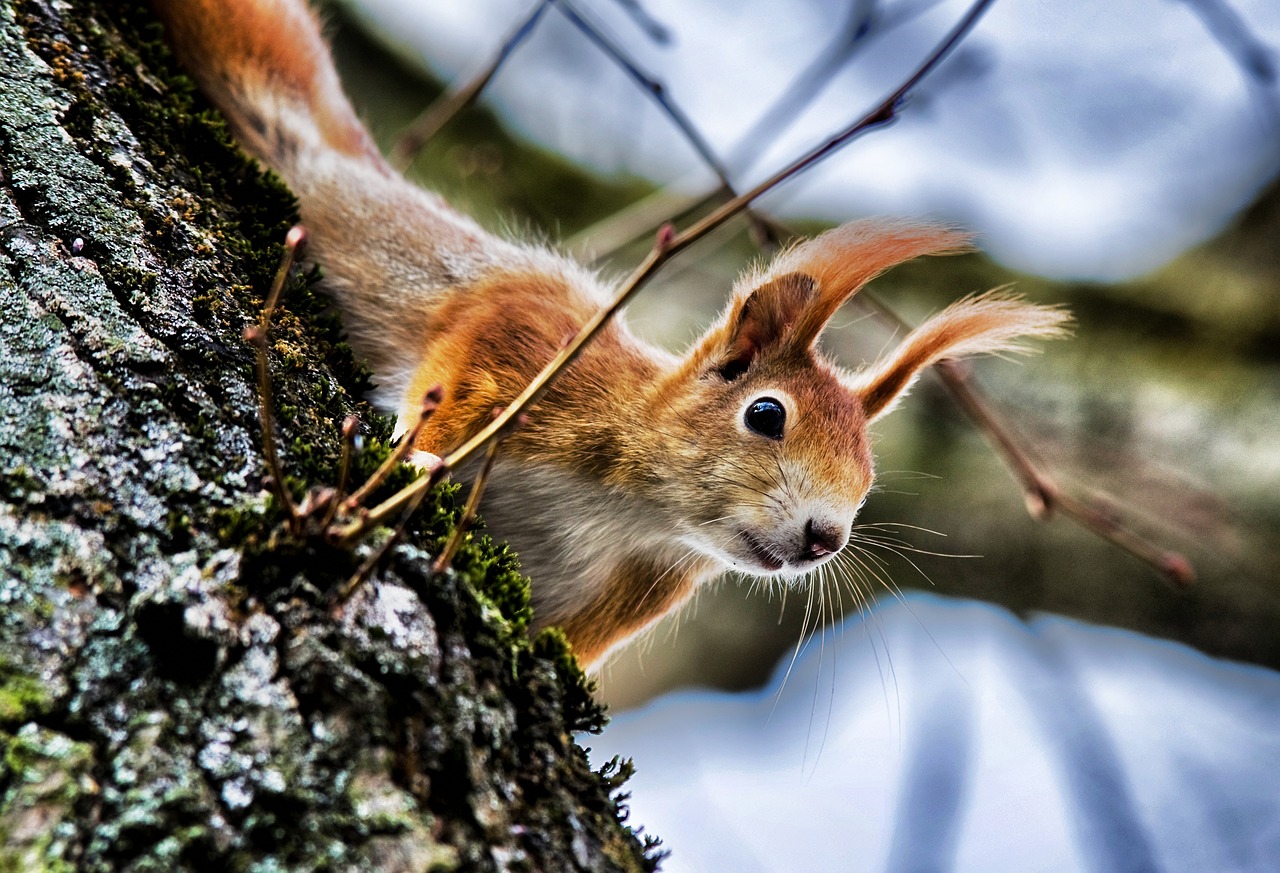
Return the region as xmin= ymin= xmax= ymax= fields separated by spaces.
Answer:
xmin=150 ymin=0 xmax=524 ymax=413
xmin=152 ymin=0 xmax=384 ymax=171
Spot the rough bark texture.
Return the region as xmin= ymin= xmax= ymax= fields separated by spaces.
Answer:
xmin=0 ymin=1 xmax=660 ymax=869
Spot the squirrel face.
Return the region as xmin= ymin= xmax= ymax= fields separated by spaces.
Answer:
xmin=655 ymin=345 xmax=874 ymax=580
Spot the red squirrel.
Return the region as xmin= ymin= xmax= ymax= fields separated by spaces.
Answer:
xmin=153 ymin=0 xmax=1069 ymax=667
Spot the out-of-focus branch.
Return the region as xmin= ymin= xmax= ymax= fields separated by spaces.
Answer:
xmin=728 ymin=0 xmax=946 ymax=169
xmin=931 ymin=359 xmax=1195 ymax=587
xmin=568 ymin=0 xmax=958 ymax=261
xmin=1178 ymin=0 xmax=1277 ymax=85
xmin=390 ymin=0 xmax=550 ymax=170
xmin=388 ymin=0 xmax=784 ymax=244
xmin=853 ymin=290 xmax=1196 ymax=588
xmin=606 ymin=0 xmax=671 ymax=43
xmin=548 ymin=0 xmax=779 ymax=245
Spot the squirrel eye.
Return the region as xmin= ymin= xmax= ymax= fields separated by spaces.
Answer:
xmin=745 ymin=397 xmax=786 ymax=440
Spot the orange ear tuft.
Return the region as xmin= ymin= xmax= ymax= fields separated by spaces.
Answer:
xmin=769 ymin=219 xmax=973 ymax=351
xmin=686 ymin=219 xmax=978 ymax=380
xmin=847 ymin=291 xmax=1072 ymax=421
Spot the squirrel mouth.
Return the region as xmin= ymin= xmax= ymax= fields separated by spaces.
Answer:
xmin=738 ymin=531 xmax=784 ymax=573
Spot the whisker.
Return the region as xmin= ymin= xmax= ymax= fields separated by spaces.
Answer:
xmin=850 ymin=532 xmax=981 ymax=561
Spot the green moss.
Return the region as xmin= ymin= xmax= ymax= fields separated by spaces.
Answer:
xmin=0 ymin=666 xmax=52 ymax=725
xmin=533 ymin=628 xmax=605 ymax=735
xmin=0 ymin=725 xmax=96 ymax=872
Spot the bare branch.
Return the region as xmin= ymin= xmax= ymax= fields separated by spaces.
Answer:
xmin=432 ymin=438 xmax=503 ymax=574
xmin=931 ymin=360 xmax=1195 ymax=588
xmin=728 ymin=0 xmax=947 ymax=169
xmin=390 ymin=1 xmax=550 ymax=170
xmin=340 ymin=386 xmax=442 ymax=514
xmin=1178 ymin=0 xmax=1277 ymax=86
xmin=319 ymin=414 xmax=361 ymax=531
xmin=244 ymin=224 xmax=307 ymax=532
xmin=548 ymin=0 xmax=780 ymax=245
xmin=606 ymin=0 xmax=671 ymax=43
xmin=331 ymin=458 xmax=447 ymax=608
xmin=570 ymin=0 xmax=983 ymax=261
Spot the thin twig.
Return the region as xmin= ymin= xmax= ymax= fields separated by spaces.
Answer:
xmin=551 ymin=0 xmax=726 ymax=189
xmin=341 ymin=386 xmax=443 ymax=513
xmin=432 ymin=438 xmax=503 ymax=574
xmin=244 ymin=224 xmax=307 ymax=531
xmin=390 ymin=1 xmax=551 ymax=170
xmin=569 ymin=0 xmax=950 ymax=261
xmin=333 ymin=0 xmax=997 ymax=539
xmin=319 ymin=414 xmax=361 ymax=531
xmin=606 ymin=0 xmax=671 ymax=42
xmin=855 ymin=285 xmax=1196 ymax=586
xmin=1178 ymin=0 xmax=1277 ymax=85
xmin=332 ymin=460 xmax=448 ymax=607
xmin=565 ymin=175 xmax=704 ymax=260
xmin=728 ymin=0 xmax=946 ymax=169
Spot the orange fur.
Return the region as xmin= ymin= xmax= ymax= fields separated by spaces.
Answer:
xmin=153 ymin=0 xmax=380 ymax=163
xmin=850 ymin=291 xmax=1072 ymax=420
xmin=155 ymin=0 xmax=1071 ymax=668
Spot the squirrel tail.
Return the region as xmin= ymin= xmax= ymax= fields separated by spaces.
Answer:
xmin=151 ymin=0 xmax=384 ymax=172
xmin=150 ymin=0 xmax=529 ymax=410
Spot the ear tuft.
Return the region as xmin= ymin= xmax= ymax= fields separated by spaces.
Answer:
xmin=848 ymin=290 xmax=1072 ymax=421
xmin=770 ymin=219 xmax=973 ymax=350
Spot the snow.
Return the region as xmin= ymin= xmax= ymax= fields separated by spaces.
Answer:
xmin=586 ymin=594 xmax=1280 ymax=872
xmin=342 ymin=0 xmax=1280 ymax=280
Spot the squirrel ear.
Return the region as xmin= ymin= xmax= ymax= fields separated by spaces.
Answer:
xmin=769 ymin=220 xmax=972 ymax=351
xmin=714 ymin=272 xmax=816 ymax=378
xmin=694 ymin=220 xmax=966 ymax=379
xmin=845 ymin=292 xmax=1072 ymax=421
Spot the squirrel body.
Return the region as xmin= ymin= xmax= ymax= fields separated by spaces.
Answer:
xmin=154 ymin=0 xmax=1069 ymax=666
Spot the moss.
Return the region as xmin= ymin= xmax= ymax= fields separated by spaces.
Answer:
xmin=533 ymin=628 xmax=605 ymax=735
xmin=0 ymin=725 xmax=96 ymax=872
xmin=2 ymin=1 xmax=660 ymax=869
xmin=0 ymin=666 xmax=52 ymax=725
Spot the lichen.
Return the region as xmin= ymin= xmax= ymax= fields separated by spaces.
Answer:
xmin=0 ymin=1 xmax=656 ymax=870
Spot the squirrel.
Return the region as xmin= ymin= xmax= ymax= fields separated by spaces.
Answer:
xmin=152 ymin=0 xmax=1069 ymax=667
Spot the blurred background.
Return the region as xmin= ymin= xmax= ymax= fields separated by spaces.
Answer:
xmin=317 ymin=0 xmax=1280 ymax=708
xmin=309 ymin=1 xmax=1280 ymax=867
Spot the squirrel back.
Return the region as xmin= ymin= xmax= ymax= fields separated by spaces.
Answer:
xmin=154 ymin=0 xmax=1070 ymax=667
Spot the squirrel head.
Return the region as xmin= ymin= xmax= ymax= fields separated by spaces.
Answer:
xmin=644 ymin=219 xmax=1069 ymax=579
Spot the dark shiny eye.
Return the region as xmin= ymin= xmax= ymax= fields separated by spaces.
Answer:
xmin=745 ymin=397 xmax=786 ymax=440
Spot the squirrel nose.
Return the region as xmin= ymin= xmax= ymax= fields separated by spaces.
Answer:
xmin=803 ymin=518 xmax=846 ymax=559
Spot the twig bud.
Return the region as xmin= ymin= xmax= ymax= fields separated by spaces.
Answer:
xmin=1161 ymin=553 xmax=1196 ymax=588
xmin=655 ymin=222 xmax=676 ymax=252
xmin=285 ymin=224 xmax=308 ymax=255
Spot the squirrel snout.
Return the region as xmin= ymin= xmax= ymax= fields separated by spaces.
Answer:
xmin=802 ymin=518 xmax=847 ymax=561
xmin=735 ymin=517 xmax=850 ymax=574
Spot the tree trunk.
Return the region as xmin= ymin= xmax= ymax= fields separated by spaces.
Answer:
xmin=0 ymin=1 xmax=659 ymax=869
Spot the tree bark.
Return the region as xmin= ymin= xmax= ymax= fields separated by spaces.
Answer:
xmin=0 ymin=1 xmax=659 ymax=869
